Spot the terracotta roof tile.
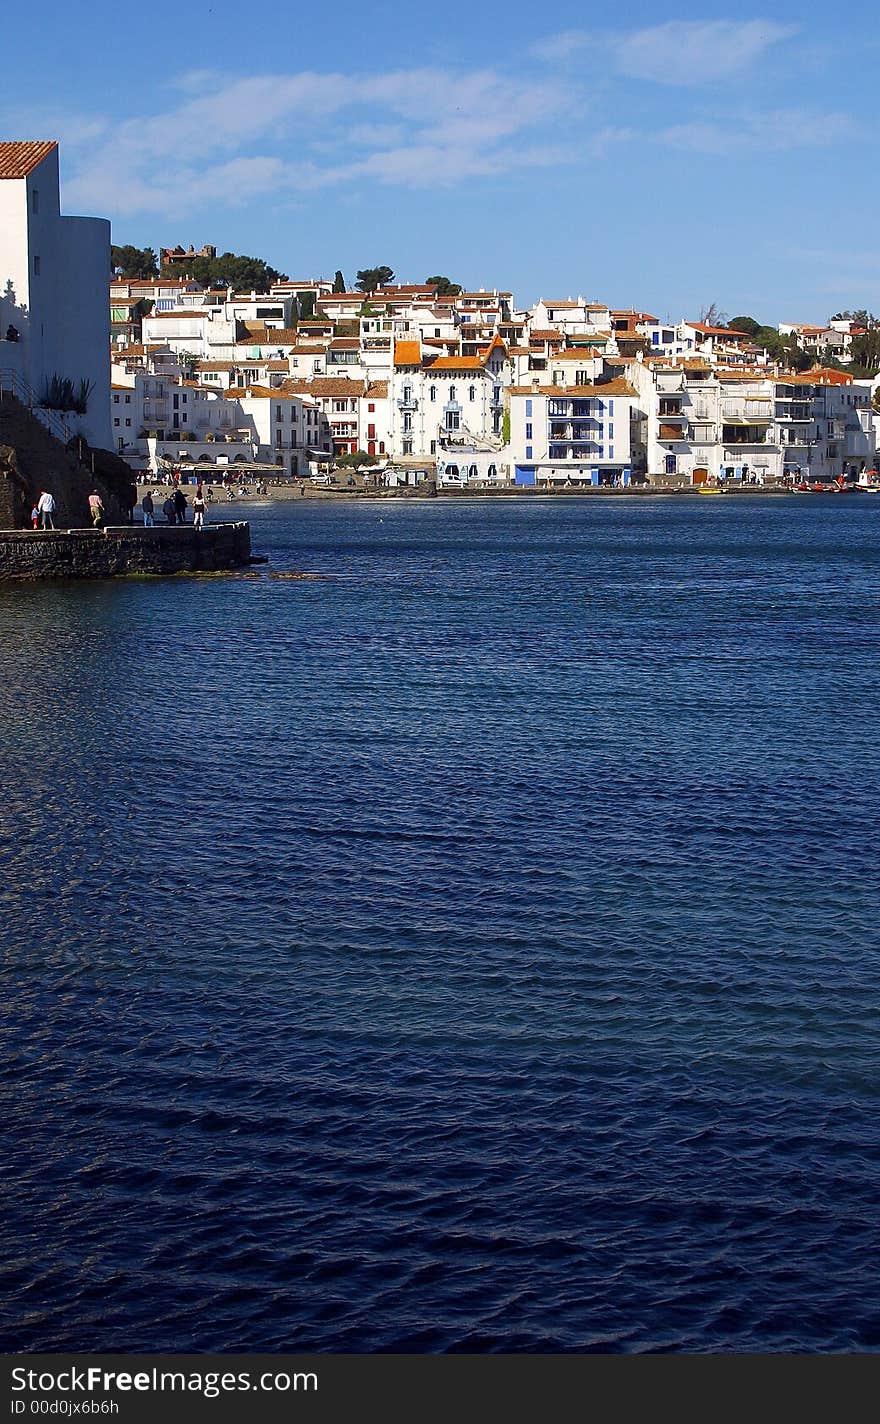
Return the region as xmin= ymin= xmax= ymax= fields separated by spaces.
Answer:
xmin=509 ymin=378 xmax=638 ymax=398
xmin=394 ymin=340 xmax=422 ymax=366
xmin=425 ymin=355 xmax=485 ymax=370
xmin=0 ymin=140 xmax=57 ymax=179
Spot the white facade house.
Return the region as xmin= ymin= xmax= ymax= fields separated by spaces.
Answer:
xmin=630 ymin=359 xmax=877 ymax=484
xmin=508 ymin=377 xmax=639 ymax=486
xmin=0 ymin=140 xmax=111 ymax=449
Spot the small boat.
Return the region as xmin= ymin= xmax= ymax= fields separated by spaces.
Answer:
xmin=697 ymin=485 xmax=724 ymax=495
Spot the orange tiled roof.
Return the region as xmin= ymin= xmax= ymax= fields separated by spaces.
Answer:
xmin=787 ymin=367 xmax=853 ymax=386
xmin=425 ymin=355 xmax=485 ymax=370
xmin=687 ymin=322 xmax=750 ymax=339
xmin=0 ymin=140 xmax=57 ymax=179
xmin=509 ymin=377 xmax=638 ymax=398
xmin=394 ymin=340 xmax=422 ymax=366
xmin=365 ymin=381 xmax=388 ymax=398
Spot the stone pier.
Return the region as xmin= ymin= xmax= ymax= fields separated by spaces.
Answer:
xmin=0 ymin=522 xmax=252 ymax=579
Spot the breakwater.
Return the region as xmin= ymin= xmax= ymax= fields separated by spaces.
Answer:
xmin=0 ymin=521 xmax=251 ymax=579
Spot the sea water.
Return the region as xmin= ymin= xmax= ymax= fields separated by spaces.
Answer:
xmin=1 ymin=495 xmax=878 ymax=1351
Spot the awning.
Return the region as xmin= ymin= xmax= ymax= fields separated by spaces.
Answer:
xmin=722 ymin=416 xmax=771 ymax=426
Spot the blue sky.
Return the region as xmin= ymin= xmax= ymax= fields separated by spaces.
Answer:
xmin=4 ymin=0 xmax=878 ymax=322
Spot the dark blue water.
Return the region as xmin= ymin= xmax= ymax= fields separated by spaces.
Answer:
xmin=2 ymin=495 xmax=879 ymax=1353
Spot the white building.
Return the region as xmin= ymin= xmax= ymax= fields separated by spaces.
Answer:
xmin=0 ymin=140 xmax=111 ymax=448
xmin=508 ymin=376 xmax=639 ymax=486
xmin=631 ymin=359 xmax=877 ymax=485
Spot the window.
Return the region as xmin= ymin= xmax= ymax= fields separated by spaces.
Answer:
xmin=276 ymin=428 xmax=283 ymax=446
xmin=276 ymin=405 xmax=283 ymax=421
xmin=403 ymin=439 xmax=413 ymax=454
xmin=125 ymin=395 xmax=131 ymax=404
xmin=430 ymin=386 xmax=436 ymax=402
xmin=525 ymin=445 xmax=533 ymax=459
xmin=113 ymin=394 xmax=119 ymax=404
xmin=445 ymin=410 xmax=460 ymax=431
xmin=488 ymin=464 xmax=497 ymax=478
xmin=368 ymin=403 xmax=375 ymax=413
xmin=33 ymin=255 xmax=40 ymax=276
xmin=449 ymin=386 xmax=456 ymax=402
xmin=469 ymin=386 xmax=475 ymax=401
xmin=525 ymin=398 xmax=532 ymax=417
xmin=430 ymin=440 xmax=436 ymax=454
xmin=114 ymin=417 xmax=120 ymax=427
xmin=125 ymin=418 xmax=131 ymax=427
xmin=525 ymin=423 xmax=532 ymax=439
xmin=32 ymin=189 xmax=39 ymax=214
xmin=403 ymin=413 xmax=412 ymax=433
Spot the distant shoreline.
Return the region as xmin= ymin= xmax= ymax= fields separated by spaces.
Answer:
xmin=135 ymin=479 xmax=810 ymax=503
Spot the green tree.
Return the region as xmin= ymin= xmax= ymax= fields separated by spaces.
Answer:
xmin=727 ymin=316 xmax=762 ymax=338
xmin=335 ymin=450 xmax=376 ymax=468
xmin=171 ymin=251 xmax=281 ymax=291
xmin=111 ymin=245 xmax=158 ymax=279
xmin=426 ymin=275 xmax=462 ymax=296
xmin=355 ymin=266 xmax=394 ymax=292
xmin=333 ymin=270 xmax=346 ymax=293
xmin=850 ymin=326 xmax=880 ymax=375
xmin=298 ymin=292 xmax=315 ymax=320
xmin=832 ymin=309 xmax=872 ymax=327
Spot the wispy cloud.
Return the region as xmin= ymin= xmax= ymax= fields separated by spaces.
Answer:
xmin=3 ymin=29 xmax=857 ymax=230
xmin=657 ymin=108 xmax=861 ymax=154
xmin=46 ymin=65 xmax=578 ymax=216
xmin=534 ymin=19 xmax=798 ymax=85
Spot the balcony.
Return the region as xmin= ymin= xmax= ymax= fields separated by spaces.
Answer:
xmin=397 ymin=395 xmax=419 ymax=412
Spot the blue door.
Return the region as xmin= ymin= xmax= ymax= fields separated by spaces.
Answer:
xmin=515 ymin=465 xmax=536 ymax=486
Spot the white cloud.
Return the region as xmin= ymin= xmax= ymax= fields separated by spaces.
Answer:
xmin=616 ymin=20 xmax=798 ymax=85
xmin=53 ymin=63 xmax=577 ymax=216
xmin=657 ymin=109 xmax=861 ymax=154
xmin=533 ymin=20 xmax=798 ymax=86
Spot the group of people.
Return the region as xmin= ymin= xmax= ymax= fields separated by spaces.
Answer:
xmin=29 ymin=489 xmax=105 ymax=529
xmin=141 ymin=484 xmax=208 ymax=530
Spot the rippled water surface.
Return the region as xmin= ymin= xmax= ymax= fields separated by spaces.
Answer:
xmin=2 ymin=495 xmax=880 ymax=1352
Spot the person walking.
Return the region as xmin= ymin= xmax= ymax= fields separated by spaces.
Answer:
xmin=173 ymin=487 xmax=188 ymax=525
xmin=30 ymin=502 xmax=39 ymax=529
xmin=88 ymin=490 xmax=105 ymax=528
xmin=37 ymin=489 xmax=56 ymax=529
xmin=192 ymin=485 xmax=207 ymax=531
xmin=141 ymin=490 xmax=155 ymax=527
xmin=162 ymin=493 xmax=176 ymax=524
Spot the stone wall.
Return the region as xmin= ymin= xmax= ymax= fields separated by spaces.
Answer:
xmin=0 ymin=393 xmax=135 ymax=529
xmin=0 ymin=522 xmax=251 ymax=580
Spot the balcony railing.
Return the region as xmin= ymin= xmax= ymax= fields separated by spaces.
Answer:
xmin=397 ymin=396 xmax=419 ymax=411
